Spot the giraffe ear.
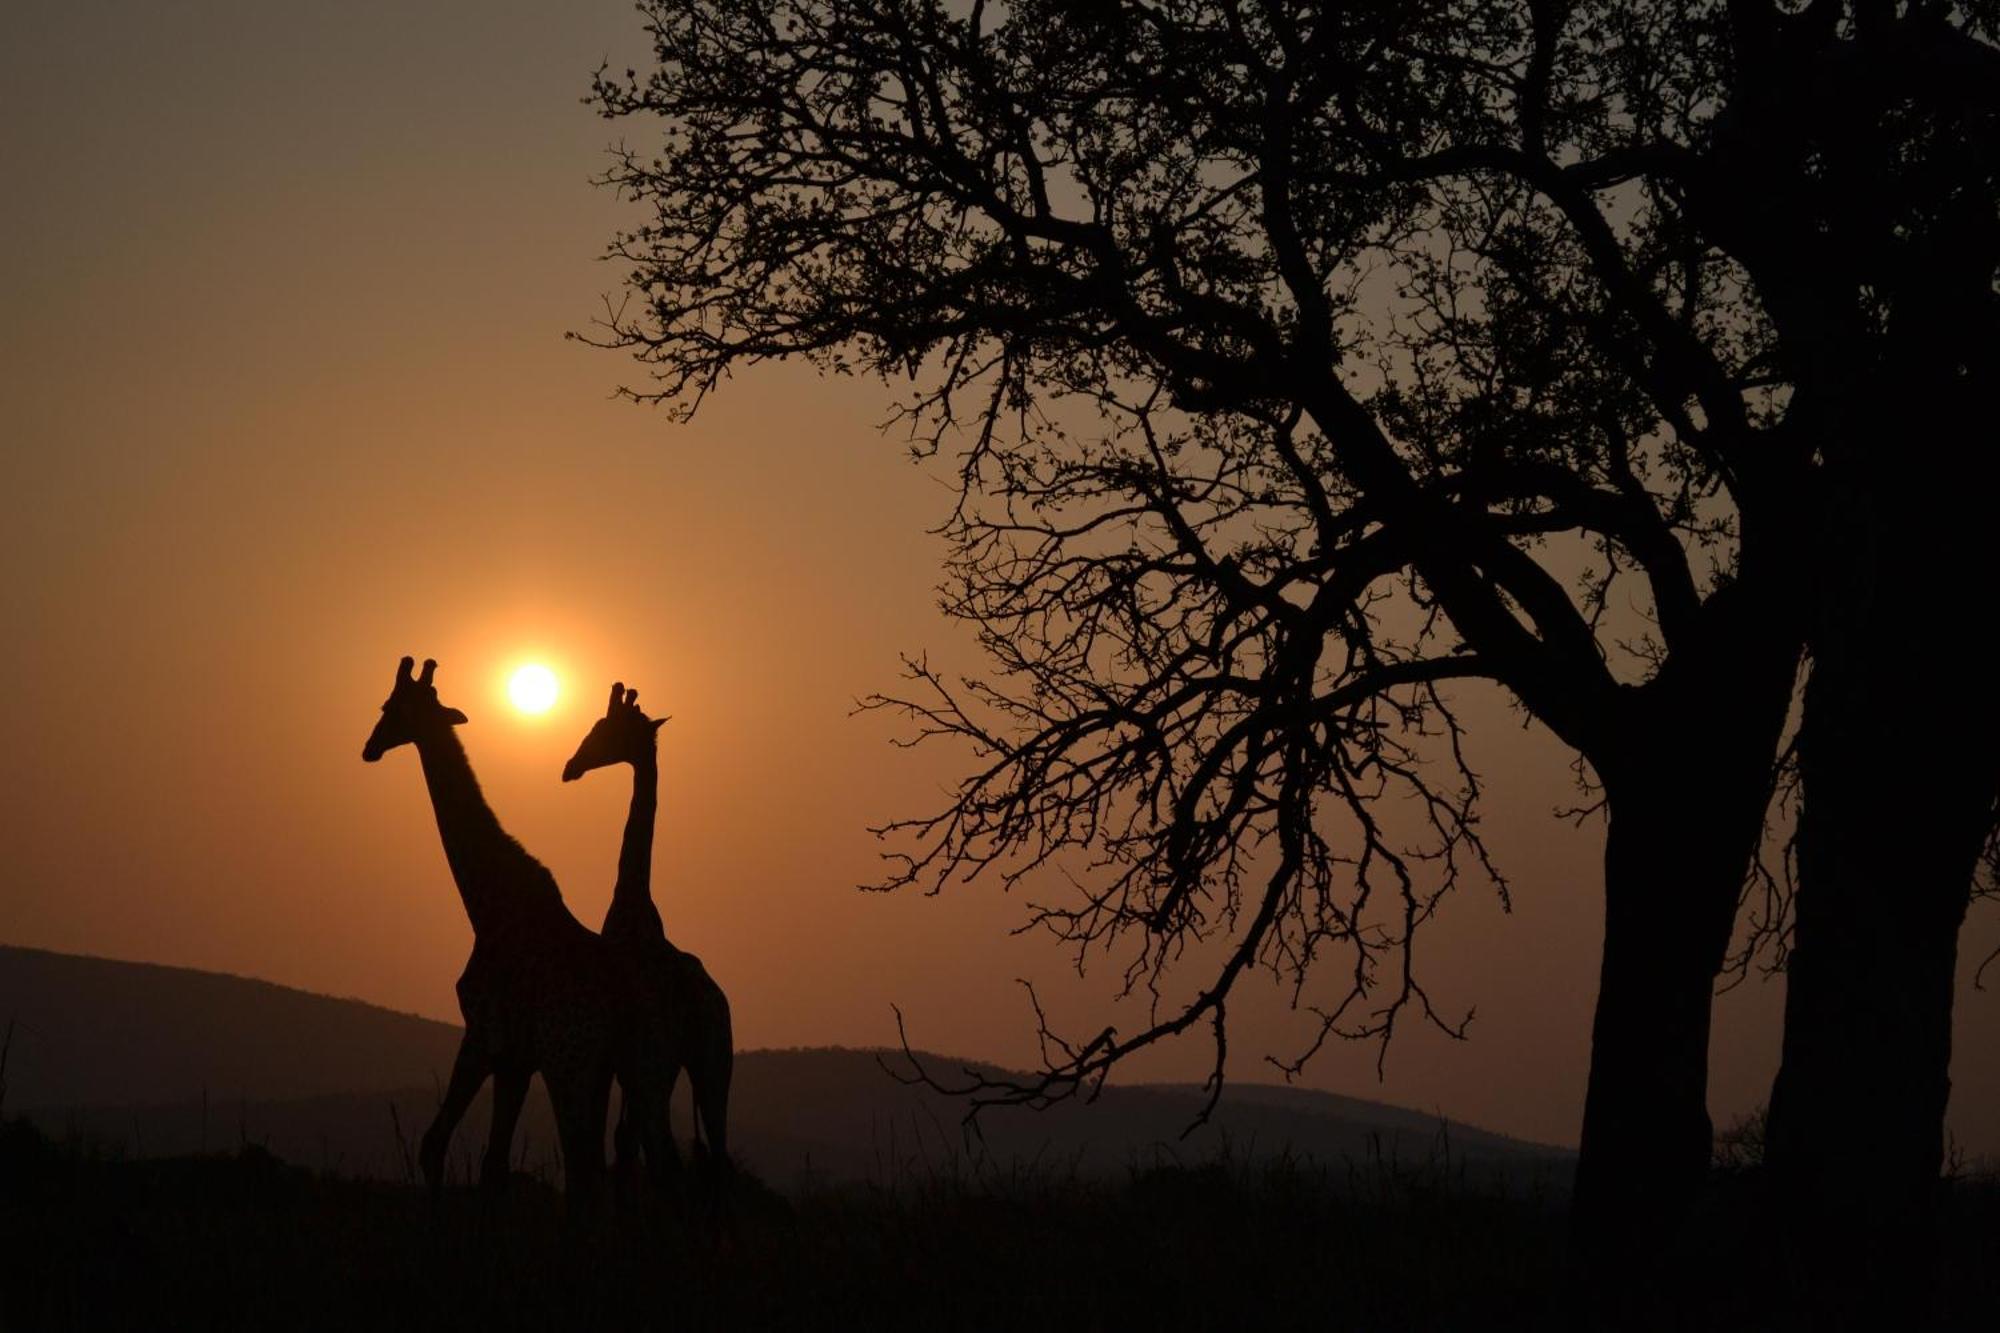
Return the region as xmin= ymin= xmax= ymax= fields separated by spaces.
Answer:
xmin=651 ymin=717 xmax=668 ymax=732
xmin=443 ymin=707 xmax=468 ymax=726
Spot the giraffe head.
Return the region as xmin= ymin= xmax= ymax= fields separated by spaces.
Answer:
xmin=361 ymin=656 xmax=469 ymax=762
xmin=561 ymin=680 xmax=666 ymax=782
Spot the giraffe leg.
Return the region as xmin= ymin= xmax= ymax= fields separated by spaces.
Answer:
xmin=687 ymin=1011 xmax=733 ymax=1222
xmin=480 ymin=1064 xmax=531 ymax=1190
xmin=693 ymin=1043 xmax=732 ymax=1167
xmin=691 ymin=985 xmax=734 ymax=1195
xmin=613 ymin=1084 xmax=641 ymax=1173
xmin=613 ymin=1068 xmax=679 ymax=1185
xmin=549 ymin=1069 xmax=612 ymax=1218
xmin=612 ymin=1012 xmax=683 ymax=1203
xmin=421 ymin=1035 xmax=491 ymax=1198
xmin=633 ymin=1069 xmax=682 ymax=1197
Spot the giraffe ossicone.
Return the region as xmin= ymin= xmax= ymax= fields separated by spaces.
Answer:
xmin=563 ymin=678 xmax=733 ymax=1180
xmin=360 ymin=655 xmax=682 ymax=1207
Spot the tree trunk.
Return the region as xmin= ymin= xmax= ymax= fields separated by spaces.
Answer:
xmin=1768 ymin=708 xmax=1982 ymax=1216
xmin=1571 ymin=600 xmax=1799 ymax=1246
xmin=1571 ymin=745 xmax=1764 ymax=1241
xmin=1761 ymin=135 xmax=2000 ymax=1229
xmin=1767 ymin=488 xmax=1998 ymax=1226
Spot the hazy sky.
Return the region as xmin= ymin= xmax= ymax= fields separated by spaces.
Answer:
xmin=4 ymin=0 xmax=1994 ymax=1157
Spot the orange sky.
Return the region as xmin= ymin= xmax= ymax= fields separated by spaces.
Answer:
xmin=3 ymin=0 xmax=1994 ymax=1158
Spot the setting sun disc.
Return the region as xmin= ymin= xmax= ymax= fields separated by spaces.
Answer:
xmin=508 ymin=664 xmax=559 ymax=714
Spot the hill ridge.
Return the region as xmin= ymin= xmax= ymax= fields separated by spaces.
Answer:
xmin=3 ymin=943 xmax=1571 ymax=1190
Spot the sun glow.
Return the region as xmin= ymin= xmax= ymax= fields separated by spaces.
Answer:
xmin=507 ymin=663 xmax=559 ymax=714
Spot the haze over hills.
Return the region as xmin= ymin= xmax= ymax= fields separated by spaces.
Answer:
xmin=1 ymin=944 xmax=1569 ymax=1191
xmin=1 ymin=945 xmax=463 ymax=1108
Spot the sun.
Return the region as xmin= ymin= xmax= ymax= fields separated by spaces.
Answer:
xmin=507 ymin=663 xmax=559 ymax=715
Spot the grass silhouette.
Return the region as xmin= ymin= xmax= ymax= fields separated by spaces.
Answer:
xmin=4 ymin=1114 xmax=1995 ymax=1331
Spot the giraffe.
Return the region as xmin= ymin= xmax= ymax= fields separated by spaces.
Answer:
xmin=562 ymin=681 xmax=734 ymax=1175
xmin=360 ymin=656 xmax=677 ymax=1207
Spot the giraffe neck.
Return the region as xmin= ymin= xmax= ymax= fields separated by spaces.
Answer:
xmin=412 ymin=725 xmax=560 ymax=937
xmin=604 ymin=746 xmax=666 ymax=942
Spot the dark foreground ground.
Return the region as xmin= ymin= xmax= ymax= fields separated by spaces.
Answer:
xmin=1 ymin=1117 xmax=1995 ymax=1332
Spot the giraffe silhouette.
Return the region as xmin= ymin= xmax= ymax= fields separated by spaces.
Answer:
xmin=360 ymin=656 xmax=677 ymax=1207
xmin=563 ymin=682 xmax=734 ymax=1177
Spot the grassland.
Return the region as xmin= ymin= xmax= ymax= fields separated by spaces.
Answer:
xmin=4 ymin=1115 xmax=1995 ymax=1332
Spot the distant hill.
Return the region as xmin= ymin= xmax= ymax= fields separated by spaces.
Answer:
xmin=2 ymin=944 xmax=1570 ymax=1192
xmin=726 ymin=1047 xmax=1569 ymax=1192
xmin=1 ymin=944 xmax=462 ymax=1107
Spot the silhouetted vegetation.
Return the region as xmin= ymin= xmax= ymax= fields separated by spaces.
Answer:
xmin=4 ymin=1114 xmax=1997 ymax=1331
xmin=3 ymin=955 xmax=1991 ymax=1326
xmin=582 ymin=0 xmax=2000 ymax=1246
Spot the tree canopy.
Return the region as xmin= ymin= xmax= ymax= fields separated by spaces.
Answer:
xmin=584 ymin=0 xmax=1999 ymax=1224
xmin=589 ymin=0 xmax=1796 ymax=1080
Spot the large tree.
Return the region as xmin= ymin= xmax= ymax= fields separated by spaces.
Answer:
xmin=583 ymin=0 xmax=1993 ymax=1235
xmin=1711 ymin=1 xmax=2000 ymax=1225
